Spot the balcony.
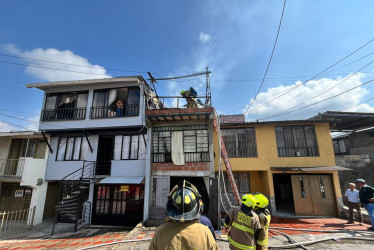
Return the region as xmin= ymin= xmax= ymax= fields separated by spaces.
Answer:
xmin=90 ymin=105 xmax=139 ymax=119
xmin=0 ymin=159 xmax=25 ymax=179
xmin=40 ymin=108 xmax=86 ymax=121
xmin=152 ymin=152 xmax=210 ymax=163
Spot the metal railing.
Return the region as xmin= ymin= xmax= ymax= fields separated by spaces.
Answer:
xmin=0 ymin=206 xmax=35 ymax=239
xmin=0 ymin=159 xmax=25 ymax=178
xmin=152 ymin=152 xmax=210 ymax=163
xmin=40 ymin=108 xmax=86 ymax=121
xmin=150 ymin=96 xmax=209 ymax=109
xmin=90 ymin=104 xmax=139 ymax=118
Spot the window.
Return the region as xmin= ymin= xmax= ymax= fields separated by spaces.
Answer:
xmin=113 ymin=134 xmax=146 ymax=160
xmin=8 ymin=138 xmax=47 ymax=159
xmin=152 ymin=125 xmax=209 ymax=163
xmin=221 ymin=128 xmax=257 ymax=157
xmin=319 ymin=176 xmax=326 ymax=198
xmin=299 ymin=176 xmax=306 ymax=198
xmin=56 ymin=137 xmax=88 ymax=161
xmin=275 ymin=125 xmax=319 ymax=157
xmin=91 ymin=87 xmax=140 ymax=118
xmin=333 ymin=139 xmax=347 ymax=154
xmin=42 ymin=92 xmax=88 ymax=121
xmin=223 ymin=172 xmax=250 ymax=193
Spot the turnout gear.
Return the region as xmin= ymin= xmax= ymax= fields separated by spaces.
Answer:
xmin=166 ymin=180 xmax=201 ymax=222
xmin=254 ymin=193 xmax=271 ymax=250
xmin=224 ymin=194 xmax=261 ymax=250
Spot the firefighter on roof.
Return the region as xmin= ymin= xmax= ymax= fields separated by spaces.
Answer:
xmin=224 ymin=194 xmax=261 ymax=250
xmin=148 ymin=180 xmax=217 ymax=250
xmin=253 ymin=193 xmax=271 ymax=250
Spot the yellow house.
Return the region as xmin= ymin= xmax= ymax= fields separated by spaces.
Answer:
xmin=214 ymin=115 xmax=345 ymax=217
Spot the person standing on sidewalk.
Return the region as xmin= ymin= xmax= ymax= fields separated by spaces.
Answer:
xmin=224 ymin=194 xmax=261 ymax=250
xmin=345 ymin=182 xmax=363 ymax=225
xmin=355 ymin=179 xmax=374 ymax=231
xmin=148 ymin=180 xmax=217 ymax=250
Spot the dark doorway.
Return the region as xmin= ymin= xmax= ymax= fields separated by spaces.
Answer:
xmin=96 ymin=136 xmax=113 ymax=175
xmin=273 ymin=174 xmax=295 ymax=215
xmin=92 ymin=184 xmax=144 ymax=226
xmin=170 ymin=177 xmax=209 ymax=214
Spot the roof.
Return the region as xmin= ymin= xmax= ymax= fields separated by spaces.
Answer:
xmin=219 ymin=114 xmax=245 ymax=123
xmin=220 ymin=119 xmax=334 ymax=127
xmin=314 ymin=111 xmax=374 ymax=131
xmin=0 ymin=131 xmax=43 ymax=137
xmin=26 ymin=75 xmax=148 ymax=90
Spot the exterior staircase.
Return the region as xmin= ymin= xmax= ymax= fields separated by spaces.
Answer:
xmin=52 ymin=161 xmax=95 ymax=235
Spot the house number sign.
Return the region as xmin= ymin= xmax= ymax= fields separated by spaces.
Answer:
xmin=120 ymin=185 xmax=129 ymax=192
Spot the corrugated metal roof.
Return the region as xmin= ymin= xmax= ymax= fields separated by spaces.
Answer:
xmin=219 ymin=114 xmax=245 ymax=123
xmin=271 ymin=166 xmax=352 ymax=171
xmin=220 ymin=119 xmax=334 ymax=127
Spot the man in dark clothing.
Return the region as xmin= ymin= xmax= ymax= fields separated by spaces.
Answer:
xmin=355 ymin=178 xmax=374 ymax=231
xmin=199 ymin=200 xmax=216 ymax=240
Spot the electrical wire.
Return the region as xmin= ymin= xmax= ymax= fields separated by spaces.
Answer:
xmin=245 ymin=0 xmax=287 ymax=114
xmin=0 ymin=52 xmax=148 ymax=74
xmin=259 ymin=78 xmax=374 ymax=120
xmin=240 ymin=37 xmax=374 ymax=120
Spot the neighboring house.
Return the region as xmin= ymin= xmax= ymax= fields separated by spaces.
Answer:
xmin=216 ymin=114 xmax=345 ymax=217
xmin=318 ymin=111 xmax=374 ymax=198
xmin=0 ymin=131 xmax=49 ymax=225
xmin=145 ymin=101 xmax=220 ymax=227
xmin=26 ymin=76 xmax=154 ymax=228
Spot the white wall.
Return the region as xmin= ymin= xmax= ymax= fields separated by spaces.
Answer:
xmin=21 ymin=158 xmax=47 ymax=188
xmin=0 ymin=137 xmax=11 ymax=159
xmin=111 ymin=160 xmax=146 ymax=177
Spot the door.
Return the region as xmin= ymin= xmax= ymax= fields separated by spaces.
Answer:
xmin=291 ymin=175 xmax=314 ymax=216
xmin=92 ymin=184 xmax=144 ymax=226
xmin=96 ymin=136 xmax=113 ymax=175
xmin=291 ymin=175 xmax=337 ymax=216
xmin=208 ymin=177 xmax=220 ymax=229
xmin=150 ymin=176 xmax=169 ymax=218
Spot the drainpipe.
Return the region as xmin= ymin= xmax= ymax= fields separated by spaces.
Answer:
xmin=143 ymin=127 xmax=152 ymax=221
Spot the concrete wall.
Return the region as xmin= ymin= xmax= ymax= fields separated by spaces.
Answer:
xmin=0 ymin=137 xmax=11 ymax=159
xmin=21 ymin=158 xmax=48 ymax=188
xmin=111 ymin=160 xmax=146 ymax=177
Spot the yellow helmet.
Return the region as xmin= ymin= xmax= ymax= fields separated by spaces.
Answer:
xmin=241 ymin=194 xmax=258 ymax=207
xmin=254 ymin=193 xmax=269 ymax=208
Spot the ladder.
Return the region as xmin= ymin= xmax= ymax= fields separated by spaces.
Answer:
xmin=213 ymin=118 xmax=241 ymax=205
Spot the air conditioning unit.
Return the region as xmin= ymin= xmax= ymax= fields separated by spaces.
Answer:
xmin=36 ymin=178 xmax=44 ymax=185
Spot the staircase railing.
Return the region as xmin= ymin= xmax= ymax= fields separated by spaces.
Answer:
xmin=52 ymin=161 xmax=95 ymax=235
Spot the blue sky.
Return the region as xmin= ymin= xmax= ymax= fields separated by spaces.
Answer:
xmin=1 ymin=0 xmax=374 ymax=131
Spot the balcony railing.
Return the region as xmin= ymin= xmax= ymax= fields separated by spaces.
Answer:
xmin=0 ymin=159 xmax=25 ymax=178
xmin=152 ymin=152 xmax=210 ymax=163
xmin=90 ymin=105 xmax=139 ymax=119
xmin=40 ymin=108 xmax=86 ymax=121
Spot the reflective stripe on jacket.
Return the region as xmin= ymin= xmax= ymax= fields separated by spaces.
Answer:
xmin=225 ymin=206 xmax=261 ymax=250
xmin=255 ymin=212 xmax=271 ymax=250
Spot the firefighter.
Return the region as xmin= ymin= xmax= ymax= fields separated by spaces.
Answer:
xmin=148 ymin=180 xmax=217 ymax=250
xmin=224 ymin=194 xmax=261 ymax=250
xmin=253 ymin=193 xmax=271 ymax=250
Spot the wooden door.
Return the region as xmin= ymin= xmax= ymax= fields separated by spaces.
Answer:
xmin=291 ymin=175 xmax=337 ymax=216
xmin=291 ymin=175 xmax=314 ymax=216
xmin=309 ymin=175 xmax=337 ymax=216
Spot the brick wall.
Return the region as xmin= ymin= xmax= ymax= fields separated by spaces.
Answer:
xmin=152 ymin=162 xmax=210 ymax=172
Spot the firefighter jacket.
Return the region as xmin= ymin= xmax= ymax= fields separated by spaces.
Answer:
xmin=148 ymin=219 xmax=218 ymax=250
xmin=254 ymin=208 xmax=271 ymax=250
xmin=224 ymin=205 xmax=261 ymax=250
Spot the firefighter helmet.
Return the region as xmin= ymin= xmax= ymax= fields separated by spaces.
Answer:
xmin=241 ymin=194 xmax=258 ymax=207
xmin=254 ymin=193 xmax=269 ymax=208
xmin=166 ymin=180 xmax=201 ymax=222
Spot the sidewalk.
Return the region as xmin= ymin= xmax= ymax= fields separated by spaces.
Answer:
xmin=0 ymin=217 xmax=373 ymax=249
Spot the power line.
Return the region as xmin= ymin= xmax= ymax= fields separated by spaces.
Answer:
xmin=0 ymin=52 xmax=148 ymax=74
xmin=258 ymin=78 xmax=374 ymax=120
xmin=244 ymin=0 xmax=287 ymax=114
xmin=0 ymin=83 xmax=42 ymax=93
xmin=239 ymin=37 xmax=374 ymax=118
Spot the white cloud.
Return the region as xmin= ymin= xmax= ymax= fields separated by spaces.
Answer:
xmin=0 ymin=121 xmax=18 ymax=132
xmin=24 ymin=115 xmax=40 ymax=131
xmin=3 ymin=44 xmax=110 ymax=81
xmin=244 ymin=73 xmax=374 ymax=121
xmin=199 ymin=32 xmax=211 ymax=44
